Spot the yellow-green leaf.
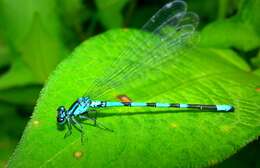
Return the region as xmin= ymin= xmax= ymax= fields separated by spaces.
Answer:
xmin=8 ymin=29 xmax=260 ymax=168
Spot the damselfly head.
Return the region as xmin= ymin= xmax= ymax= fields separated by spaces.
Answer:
xmin=57 ymin=106 xmax=66 ymax=125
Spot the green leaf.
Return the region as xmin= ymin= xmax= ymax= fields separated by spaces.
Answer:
xmin=0 ymin=103 xmax=28 ymax=138
xmin=95 ymin=0 xmax=129 ymax=29
xmin=215 ymin=139 xmax=260 ymax=168
xmin=0 ymin=35 xmax=11 ymax=68
xmin=239 ymin=0 xmax=260 ymax=35
xmin=0 ymin=59 xmax=38 ymax=90
xmin=129 ymin=6 xmax=159 ymax=28
xmin=199 ymin=0 xmax=260 ymax=51
xmin=0 ymin=48 xmax=10 ymax=68
xmin=208 ymin=48 xmax=250 ymax=71
xmin=0 ymin=103 xmax=27 ymax=167
xmin=0 ymin=0 xmax=67 ymax=81
xmin=8 ymin=30 xmax=260 ymax=167
xmin=0 ymin=104 xmax=16 ymax=167
xmin=254 ymin=69 xmax=260 ymax=77
xmin=251 ymin=50 xmax=260 ymax=69
xmin=0 ymin=0 xmax=62 ymax=47
xmin=57 ymin=0 xmax=89 ymax=28
xmin=199 ymin=17 xmax=260 ymax=51
xmin=57 ymin=0 xmax=91 ymax=46
xmin=0 ymin=85 xmax=41 ymax=105
xmin=0 ymin=137 xmax=15 ymax=168
xmin=18 ymin=13 xmax=67 ymax=81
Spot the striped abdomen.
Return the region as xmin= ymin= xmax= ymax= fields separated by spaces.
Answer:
xmin=90 ymin=101 xmax=234 ymax=112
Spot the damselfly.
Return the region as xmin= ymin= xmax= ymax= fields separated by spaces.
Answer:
xmin=56 ymin=0 xmax=234 ymax=141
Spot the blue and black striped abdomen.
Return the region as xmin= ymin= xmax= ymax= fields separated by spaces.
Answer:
xmin=90 ymin=101 xmax=234 ymax=112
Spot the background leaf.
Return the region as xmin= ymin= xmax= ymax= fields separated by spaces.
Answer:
xmin=95 ymin=0 xmax=129 ymax=29
xmin=239 ymin=0 xmax=260 ymax=35
xmin=199 ymin=0 xmax=260 ymax=51
xmin=254 ymin=69 xmax=260 ymax=77
xmin=252 ymin=51 xmax=260 ymax=69
xmin=199 ymin=18 xmax=260 ymax=51
xmin=0 ymin=103 xmax=27 ymax=168
xmin=18 ymin=13 xmax=67 ymax=81
xmin=206 ymin=48 xmax=250 ymax=71
xmin=0 ymin=85 xmax=41 ymax=105
xmin=57 ymin=0 xmax=91 ymax=47
xmin=0 ymin=59 xmax=38 ymax=90
xmin=0 ymin=0 xmax=68 ymax=82
xmin=8 ymin=30 xmax=260 ymax=168
xmin=0 ymin=35 xmax=10 ymax=68
xmin=215 ymin=138 xmax=260 ymax=168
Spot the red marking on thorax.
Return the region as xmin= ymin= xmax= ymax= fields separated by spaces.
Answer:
xmin=117 ymin=95 xmax=132 ymax=103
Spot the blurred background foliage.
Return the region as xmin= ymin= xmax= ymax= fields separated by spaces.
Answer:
xmin=0 ymin=0 xmax=259 ymax=167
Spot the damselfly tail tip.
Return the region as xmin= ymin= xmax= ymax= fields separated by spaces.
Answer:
xmin=216 ymin=105 xmax=235 ymax=112
xmin=228 ymin=106 xmax=235 ymax=112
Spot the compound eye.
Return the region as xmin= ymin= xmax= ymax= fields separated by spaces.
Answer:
xmin=57 ymin=117 xmax=64 ymax=123
xmin=57 ymin=106 xmax=65 ymax=113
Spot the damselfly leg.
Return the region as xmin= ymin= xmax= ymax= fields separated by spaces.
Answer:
xmin=80 ymin=110 xmax=97 ymax=125
xmin=80 ymin=110 xmax=114 ymax=132
xmin=64 ymin=118 xmax=72 ymax=138
xmin=71 ymin=116 xmax=84 ymax=143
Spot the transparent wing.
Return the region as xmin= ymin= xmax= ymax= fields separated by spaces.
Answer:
xmin=84 ymin=0 xmax=199 ymax=99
